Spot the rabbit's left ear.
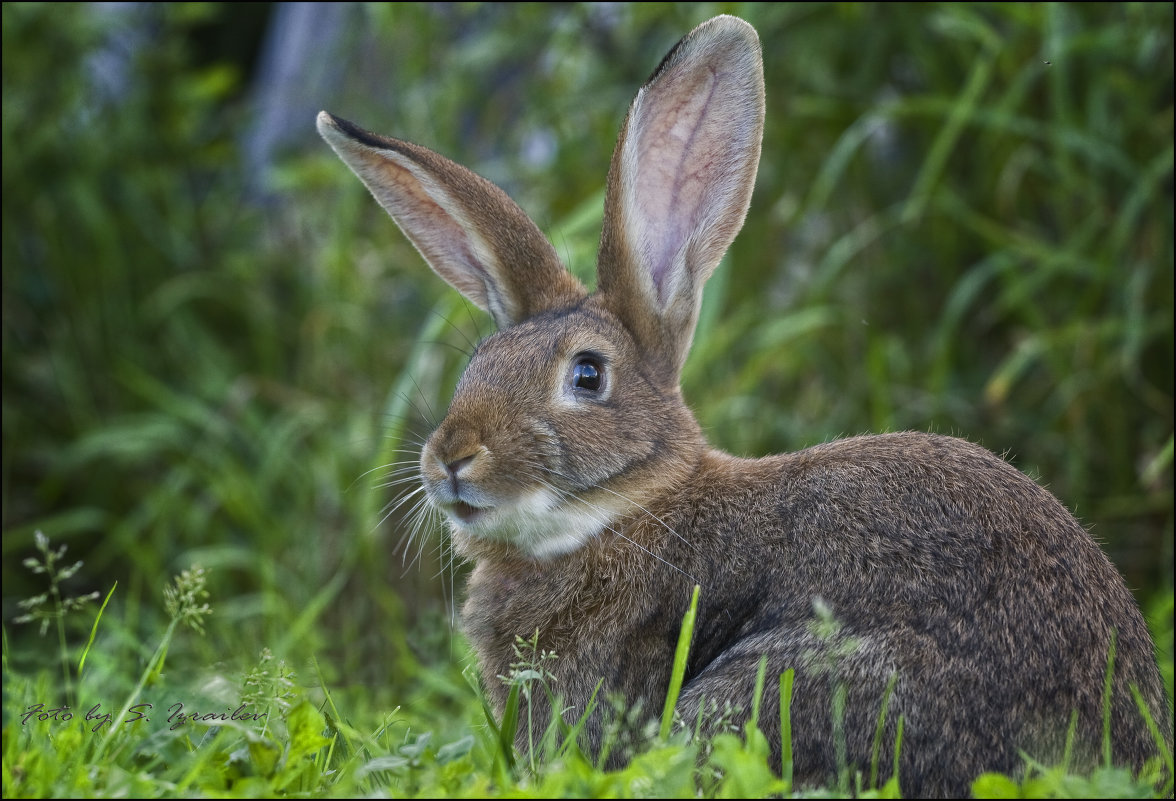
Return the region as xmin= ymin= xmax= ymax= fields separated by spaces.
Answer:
xmin=597 ymin=16 xmax=764 ymax=377
xmin=318 ymin=113 xmax=587 ymax=329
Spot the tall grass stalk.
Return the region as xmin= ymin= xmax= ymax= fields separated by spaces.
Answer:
xmin=780 ymin=667 xmax=795 ymax=789
xmin=660 ymin=584 xmax=700 ymax=741
xmin=76 ymin=581 xmax=117 ymax=678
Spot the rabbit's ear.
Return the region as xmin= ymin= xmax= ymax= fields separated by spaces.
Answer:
xmin=317 ymin=113 xmax=587 ymax=329
xmin=597 ymin=16 xmax=764 ymax=376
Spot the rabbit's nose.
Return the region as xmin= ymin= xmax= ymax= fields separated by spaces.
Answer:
xmin=445 ymin=453 xmax=477 ymax=477
xmin=444 ymin=453 xmax=480 ymax=497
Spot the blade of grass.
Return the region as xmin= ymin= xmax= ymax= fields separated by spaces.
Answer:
xmin=1103 ymin=630 xmax=1118 ymax=766
xmin=77 ymin=581 xmax=117 ymax=678
xmin=869 ymin=672 xmax=900 ymax=789
xmin=1130 ymin=684 xmax=1174 ymax=787
xmin=747 ymin=655 xmax=768 ymax=737
xmin=660 ymin=584 xmax=700 ymax=741
xmin=904 ymin=10 xmax=1000 ymax=223
xmin=780 ymin=667 xmax=795 ymax=788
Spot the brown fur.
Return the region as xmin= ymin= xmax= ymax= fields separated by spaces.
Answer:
xmin=319 ymin=15 xmax=1171 ymax=798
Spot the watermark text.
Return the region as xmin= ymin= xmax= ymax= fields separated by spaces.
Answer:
xmin=21 ymin=702 xmax=267 ymax=732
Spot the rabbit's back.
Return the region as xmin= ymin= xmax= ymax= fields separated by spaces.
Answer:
xmin=663 ymin=431 xmax=1168 ymax=796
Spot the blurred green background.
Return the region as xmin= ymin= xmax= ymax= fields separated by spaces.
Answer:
xmin=3 ymin=1 xmax=1172 ymax=716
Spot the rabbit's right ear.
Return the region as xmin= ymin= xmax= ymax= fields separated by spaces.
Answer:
xmin=597 ymin=16 xmax=764 ymax=378
xmin=317 ymin=112 xmax=587 ymax=329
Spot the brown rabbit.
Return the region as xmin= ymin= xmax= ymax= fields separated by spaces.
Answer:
xmin=318 ymin=15 xmax=1171 ymax=797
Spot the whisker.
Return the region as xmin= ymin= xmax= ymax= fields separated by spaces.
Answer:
xmin=379 ymin=484 xmax=429 ymax=529
xmin=419 ymin=338 xmax=474 ymax=362
xmin=374 ymin=470 xmax=429 ymax=491
xmin=459 ymin=297 xmax=484 ymax=345
xmin=426 ymin=300 xmax=479 ymax=357
xmin=349 ymin=454 xmax=425 ymax=491
xmin=396 ymin=494 xmax=440 ymax=573
xmin=394 ymin=385 xmax=440 ymax=431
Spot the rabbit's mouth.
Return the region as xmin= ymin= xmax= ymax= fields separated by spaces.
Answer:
xmin=450 ymin=501 xmax=490 ymax=525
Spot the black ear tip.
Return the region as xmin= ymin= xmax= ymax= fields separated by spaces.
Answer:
xmin=317 ymin=112 xmax=398 ymax=151
xmin=643 ymin=16 xmax=761 ymax=91
xmin=316 ymin=110 xmax=343 ymax=138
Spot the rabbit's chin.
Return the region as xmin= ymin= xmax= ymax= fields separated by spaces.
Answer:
xmin=439 ymin=487 xmax=622 ymax=560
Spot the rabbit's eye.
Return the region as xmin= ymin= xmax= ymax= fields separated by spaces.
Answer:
xmin=572 ymin=357 xmax=603 ymax=392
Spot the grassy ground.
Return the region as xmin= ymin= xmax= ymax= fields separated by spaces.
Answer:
xmin=3 ymin=3 xmax=1172 ymax=797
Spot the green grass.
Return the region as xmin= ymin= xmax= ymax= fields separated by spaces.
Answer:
xmin=3 ymin=545 xmax=1171 ymax=797
xmin=3 ymin=2 xmax=1173 ymax=797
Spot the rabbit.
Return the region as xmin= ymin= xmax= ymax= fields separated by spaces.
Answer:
xmin=317 ymin=14 xmax=1172 ymax=798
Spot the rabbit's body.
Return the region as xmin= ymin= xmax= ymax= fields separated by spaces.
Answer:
xmin=461 ymin=424 xmax=1165 ymax=797
xmin=319 ymin=14 xmax=1171 ymax=797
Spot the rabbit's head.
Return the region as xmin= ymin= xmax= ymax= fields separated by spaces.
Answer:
xmin=318 ymin=16 xmax=764 ymax=559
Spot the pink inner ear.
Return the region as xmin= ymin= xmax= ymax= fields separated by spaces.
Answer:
xmin=630 ymin=65 xmax=730 ymax=304
xmin=354 ymin=151 xmax=495 ymax=312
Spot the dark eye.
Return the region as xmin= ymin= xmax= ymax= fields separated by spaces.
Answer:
xmin=572 ymin=357 xmax=603 ymax=391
